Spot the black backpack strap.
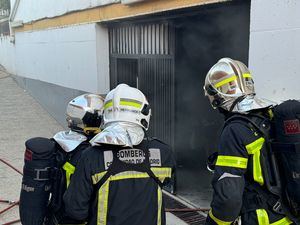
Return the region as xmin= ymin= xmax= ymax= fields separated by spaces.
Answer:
xmin=94 ymin=146 xmax=163 ymax=192
xmin=243 ymin=182 xmax=300 ymax=224
xmin=224 ymin=114 xmax=270 ymax=138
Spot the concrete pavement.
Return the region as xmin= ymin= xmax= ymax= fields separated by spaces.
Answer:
xmin=0 ymin=66 xmax=188 ymax=225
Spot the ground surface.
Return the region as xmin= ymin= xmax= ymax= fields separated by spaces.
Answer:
xmin=0 ymin=66 xmax=188 ymax=225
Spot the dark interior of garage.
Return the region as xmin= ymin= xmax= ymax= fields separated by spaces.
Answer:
xmin=173 ymin=0 xmax=250 ymax=206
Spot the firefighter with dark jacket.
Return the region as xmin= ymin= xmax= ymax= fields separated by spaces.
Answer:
xmin=19 ymin=93 xmax=105 ymax=225
xmin=203 ymin=58 xmax=295 ymax=225
xmin=63 ymin=84 xmax=176 ymax=225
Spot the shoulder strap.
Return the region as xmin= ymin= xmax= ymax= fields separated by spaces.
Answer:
xmin=94 ymin=145 xmax=163 ymax=192
xmin=224 ymin=114 xmax=270 ymax=139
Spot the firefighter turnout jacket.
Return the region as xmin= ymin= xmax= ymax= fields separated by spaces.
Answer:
xmin=205 ymin=113 xmax=294 ymax=225
xmin=63 ymin=138 xmax=175 ymax=225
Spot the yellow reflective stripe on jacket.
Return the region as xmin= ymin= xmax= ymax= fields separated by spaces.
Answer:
xmin=216 ymin=155 xmax=248 ymax=169
xmin=215 ymin=76 xmax=237 ymax=88
xmin=151 ymin=167 xmax=172 ymax=182
xmin=63 ymin=162 xmax=76 ymax=187
xmin=256 ymin=209 xmax=292 ymax=225
xmin=157 ymin=186 xmax=162 ymax=225
xmin=92 ymin=167 xmax=172 ymax=184
xmin=110 ymin=171 xmax=149 ymax=181
xmin=92 ymin=171 xmax=107 ymax=185
xmin=209 ymin=210 xmax=232 ymax=225
xmin=97 ymin=180 xmax=110 ymax=225
xmin=92 ymin=167 xmax=172 ymax=225
xmin=256 ymin=209 xmax=269 ymax=225
xmin=245 ymin=137 xmax=265 ymax=186
xmin=271 ymin=217 xmax=293 ymax=225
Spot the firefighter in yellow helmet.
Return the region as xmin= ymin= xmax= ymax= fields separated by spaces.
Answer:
xmin=203 ymin=58 xmax=296 ymax=225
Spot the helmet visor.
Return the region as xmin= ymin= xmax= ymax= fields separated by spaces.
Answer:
xmin=211 ymin=73 xmax=242 ymax=96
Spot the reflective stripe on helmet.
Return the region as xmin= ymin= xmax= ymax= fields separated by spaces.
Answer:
xmin=63 ymin=162 xmax=76 ymax=187
xmin=242 ymin=73 xmax=252 ymax=78
xmin=92 ymin=168 xmax=172 ymax=225
xmin=214 ymin=75 xmax=237 ymax=88
xmin=246 ymin=137 xmax=265 ymax=186
xmin=104 ymin=98 xmax=142 ymax=110
xmin=216 ymin=155 xmax=248 ymax=169
xmin=256 ymin=209 xmax=292 ymax=225
xmin=208 ymin=210 xmax=232 ymax=225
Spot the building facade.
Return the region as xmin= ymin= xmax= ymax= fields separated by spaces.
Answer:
xmin=0 ymin=0 xmax=299 ymax=206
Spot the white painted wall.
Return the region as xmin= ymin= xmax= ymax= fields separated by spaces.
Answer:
xmin=13 ymin=0 xmax=120 ymax=23
xmin=0 ymin=36 xmax=16 ymax=74
xmin=0 ymin=23 xmax=110 ymax=94
xmin=249 ymin=0 xmax=300 ymax=103
xmin=96 ymin=24 xmax=110 ymax=94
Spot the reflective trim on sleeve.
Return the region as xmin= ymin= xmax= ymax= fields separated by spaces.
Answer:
xmin=92 ymin=171 xmax=107 ymax=185
xmin=97 ymin=180 xmax=110 ymax=225
xmin=215 ymin=76 xmax=237 ymax=88
xmin=256 ymin=209 xmax=269 ymax=225
xmin=151 ymin=167 xmax=172 ymax=182
xmin=216 ymin=155 xmax=248 ymax=169
xmin=245 ymin=137 xmax=265 ymax=186
xmin=208 ymin=210 xmax=232 ymax=225
xmin=62 ymin=162 xmax=76 ymax=187
xmin=157 ymin=186 xmax=162 ymax=225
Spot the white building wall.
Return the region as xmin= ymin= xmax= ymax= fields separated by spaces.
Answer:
xmin=249 ymin=0 xmax=300 ymax=102
xmin=0 ymin=36 xmax=16 ymax=74
xmin=1 ymin=23 xmax=109 ymax=94
xmin=13 ymin=0 xmax=120 ymax=23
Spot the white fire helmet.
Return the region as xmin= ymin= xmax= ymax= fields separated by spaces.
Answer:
xmin=103 ymin=84 xmax=151 ymax=130
xmin=66 ymin=94 xmax=105 ymax=135
xmin=204 ymin=58 xmax=257 ymax=111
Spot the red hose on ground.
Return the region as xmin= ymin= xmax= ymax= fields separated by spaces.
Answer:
xmin=0 ymin=158 xmax=23 ymax=175
xmin=0 ymin=201 xmax=19 ymax=215
xmin=0 ymin=158 xmax=22 ymax=224
xmin=2 ymin=219 xmax=21 ymax=225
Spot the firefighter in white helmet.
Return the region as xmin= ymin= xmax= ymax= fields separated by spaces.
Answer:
xmin=64 ymin=84 xmax=175 ymax=225
xmin=203 ymin=58 xmax=296 ymax=225
xmin=20 ymin=94 xmax=104 ymax=225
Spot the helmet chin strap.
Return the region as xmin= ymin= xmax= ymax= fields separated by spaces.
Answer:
xmin=229 ymin=95 xmax=247 ymax=112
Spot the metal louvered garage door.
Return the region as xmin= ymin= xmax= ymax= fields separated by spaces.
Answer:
xmin=109 ymin=22 xmax=175 ymax=147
